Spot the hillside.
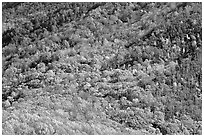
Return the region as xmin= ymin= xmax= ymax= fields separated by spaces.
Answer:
xmin=2 ymin=2 xmax=202 ymax=135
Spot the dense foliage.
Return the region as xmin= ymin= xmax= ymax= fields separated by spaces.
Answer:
xmin=2 ymin=2 xmax=202 ymax=135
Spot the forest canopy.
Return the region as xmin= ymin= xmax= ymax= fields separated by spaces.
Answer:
xmin=2 ymin=2 xmax=202 ymax=135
